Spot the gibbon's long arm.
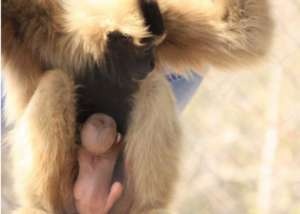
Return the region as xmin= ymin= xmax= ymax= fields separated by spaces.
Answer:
xmin=156 ymin=0 xmax=273 ymax=71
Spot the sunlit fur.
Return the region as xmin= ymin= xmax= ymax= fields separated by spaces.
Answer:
xmin=2 ymin=0 xmax=272 ymax=213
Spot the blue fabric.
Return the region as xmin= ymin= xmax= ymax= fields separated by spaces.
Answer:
xmin=1 ymin=100 xmax=4 ymax=136
xmin=1 ymin=77 xmax=5 ymax=135
xmin=1 ymin=73 xmax=202 ymax=132
xmin=167 ymin=72 xmax=202 ymax=111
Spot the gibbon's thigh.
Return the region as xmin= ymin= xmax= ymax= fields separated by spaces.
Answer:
xmin=11 ymin=70 xmax=78 ymax=214
xmin=111 ymin=72 xmax=182 ymax=213
xmin=2 ymin=49 xmax=43 ymax=124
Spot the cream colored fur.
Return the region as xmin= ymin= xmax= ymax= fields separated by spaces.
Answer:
xmin=112 ymin=72 xmax=181 ymax=213
xmin=2 ymin=0 xmax=272 ymax=213
xmin=62 ymin=0 xmax=150 ymax=60
xmin=156 ymin=0 xmax=272 ymax=71
xmin=10 ymin=70 xmax=78 ymax=213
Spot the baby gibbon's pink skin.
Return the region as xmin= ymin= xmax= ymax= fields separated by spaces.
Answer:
xmin=74 ymin=114 xmax=124 ymax=214
xmin=80 ymin=114 xmax=121 ymax=155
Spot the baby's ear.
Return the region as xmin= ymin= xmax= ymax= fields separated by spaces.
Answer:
xmin=156 ymin=0 xmax=273 ymax=72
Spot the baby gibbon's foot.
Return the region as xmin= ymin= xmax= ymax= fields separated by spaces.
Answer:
xmin=74 ymin=114 xmax=124 ymax=214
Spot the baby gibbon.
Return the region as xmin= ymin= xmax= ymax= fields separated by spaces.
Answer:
xmin=2 ymin=0 xmax=273 ymax=213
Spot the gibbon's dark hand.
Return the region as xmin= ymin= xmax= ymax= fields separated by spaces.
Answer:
xmin=73 ymin=114 xmax=124 ymax=214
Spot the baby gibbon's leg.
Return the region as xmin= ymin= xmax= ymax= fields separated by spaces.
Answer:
xmin=11 ymin=70 xmax=77 ymax=214
xmin=111 ymin=72 xmax=182 ymax=213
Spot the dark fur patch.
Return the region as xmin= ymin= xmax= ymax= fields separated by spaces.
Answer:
xmin=75 ymin=32 xmax=155 ymax=134
xmin=75 ymin=1 xmax=166 ymax=133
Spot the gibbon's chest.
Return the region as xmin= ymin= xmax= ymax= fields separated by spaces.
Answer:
xmin=74 ymin=70 xmax=139 ymax=135
xmin=74 ymin=32 xmax=155 ymax=135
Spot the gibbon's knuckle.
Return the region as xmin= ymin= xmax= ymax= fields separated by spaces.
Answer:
xmin=139 ymin=0 xmax=165 ymax=36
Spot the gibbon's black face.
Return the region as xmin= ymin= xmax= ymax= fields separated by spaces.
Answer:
xmin=75 ymin=0 xmax=165 ymax=84
xmin=75 ymin=0 xmax=165 ymax=134
xmin=102 ymin=0 xmax=165 ymax=83
xmin=103 ymin=31 xmax=156 ymax=83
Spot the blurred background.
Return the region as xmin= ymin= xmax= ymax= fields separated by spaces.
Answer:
xmin=173 ymin=0 xmax=300 ymax=213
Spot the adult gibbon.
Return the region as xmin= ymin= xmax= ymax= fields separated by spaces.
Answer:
xmin=2 ymin=0 xmax=273 ymax=213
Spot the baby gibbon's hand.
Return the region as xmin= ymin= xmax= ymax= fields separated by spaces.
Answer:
xmin=74 ymin=114 xmax=124 ymax=214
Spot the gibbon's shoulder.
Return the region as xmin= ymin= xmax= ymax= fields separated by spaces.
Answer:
xmin=1 ymin=0 xmax=153 ymax=69
xmin=156 ymin=0 xmax=273 ymax=70
xmin=65 ymin=0 xmax=273 ymax=71
xmin=2 ymin=0 xmax=273 ymax=72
